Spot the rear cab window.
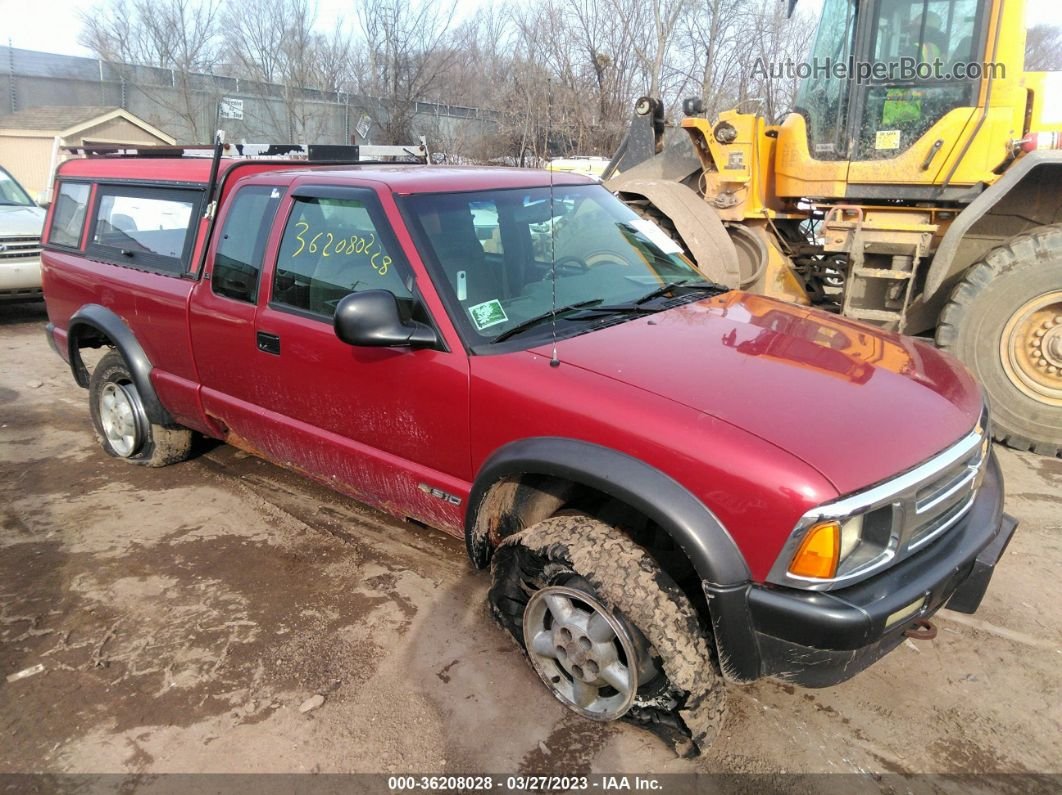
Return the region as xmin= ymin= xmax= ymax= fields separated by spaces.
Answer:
xmin=87 ymin=185 xmax=203 ymax=274
xmin=47 ymin=182 xmax=91 ymax=248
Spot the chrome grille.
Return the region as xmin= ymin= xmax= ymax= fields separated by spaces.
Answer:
xmin=0 ymin=236 xmax=42 ymax=261
xmin=907 ymin=436 xmax=988 ymax=551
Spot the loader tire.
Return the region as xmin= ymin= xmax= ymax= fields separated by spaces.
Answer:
xmin=936 ymin=226 xmax=1062 ymax=456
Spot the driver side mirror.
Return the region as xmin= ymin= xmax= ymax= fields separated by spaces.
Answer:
xmin=334 ymin=290 xmax=438 ymax=349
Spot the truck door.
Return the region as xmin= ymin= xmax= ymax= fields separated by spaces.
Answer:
xmin=190 ymin=183 xmax=283 ymax=426
xmin=197 ymin=182 xmax=471 ymax=534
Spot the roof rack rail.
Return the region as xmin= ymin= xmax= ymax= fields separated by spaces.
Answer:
xmin=63 ymin=135 xmax=431 ymax=164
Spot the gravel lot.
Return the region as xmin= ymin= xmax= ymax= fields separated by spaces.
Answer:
xmin=1 ymin=301 xmax=1060 ymax=780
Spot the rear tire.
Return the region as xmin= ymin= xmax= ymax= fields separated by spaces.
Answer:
xmin=489 ymin=515 xmax=726 ymax=756
xmin=936 ymin=226 xmax=1062 ymax=456
xmin=89 ymin=350 xmax=192 ymax=467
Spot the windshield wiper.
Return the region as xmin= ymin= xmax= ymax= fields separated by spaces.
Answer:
xmin=492 ymin=299 xmax=603 ymax=343
xmin=573 ymin=304 xmax=655 ymax=315
xmin=565 ymin=281 xmax=726 ymax=319
xmin=634 ymin=279 xmax=721 ymax=305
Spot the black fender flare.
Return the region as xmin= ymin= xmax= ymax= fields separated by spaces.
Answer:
xmin=925 ymin=150 xmax=1062 ymax=299
xmin=464 ymin=437 xmax=750 ymax=588
xmin=67 ymin=304 xmax=175 ymax=427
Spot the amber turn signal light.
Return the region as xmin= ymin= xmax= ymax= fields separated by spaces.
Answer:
xmin=788 ymin=520 xmax=840 ymax=579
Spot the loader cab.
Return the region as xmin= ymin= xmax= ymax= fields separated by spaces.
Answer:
xmin=778 ymin=0 xmax=1003 ymax=196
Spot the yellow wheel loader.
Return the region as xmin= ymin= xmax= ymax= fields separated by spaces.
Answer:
xmin=606 ymin=0 xmax=1062 ymax=456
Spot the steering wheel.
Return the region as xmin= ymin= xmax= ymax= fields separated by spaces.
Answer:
xmin=554 ymin=251 xmax=630 ymax=275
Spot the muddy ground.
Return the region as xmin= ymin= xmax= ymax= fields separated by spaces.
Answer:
xmin=1 ymin=301 xmax=1060 ymax=780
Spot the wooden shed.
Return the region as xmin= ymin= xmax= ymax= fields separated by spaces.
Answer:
xmin=0 ymin=106 xmax=175 ymax=202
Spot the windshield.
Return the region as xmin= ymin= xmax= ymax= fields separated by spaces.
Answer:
xmin=0 ymin=167 xmax=35 ymax=207
xmin=404 ymin=184 xmax=713 ymax=347
xmin=794 ymin=0 xmax=857 ymax=160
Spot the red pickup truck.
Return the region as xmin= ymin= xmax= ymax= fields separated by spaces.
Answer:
xmin=40 ymin=149 xmax=1017 ymax=754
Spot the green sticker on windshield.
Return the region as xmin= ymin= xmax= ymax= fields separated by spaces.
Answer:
xmin=469 ymin=299 xmax=508 ymax=330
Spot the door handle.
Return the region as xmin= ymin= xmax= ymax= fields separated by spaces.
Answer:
xmin=256 ymin=331 xmax=281 ymax=355
xmin=921 ymin=139 xmax=945 ymax=171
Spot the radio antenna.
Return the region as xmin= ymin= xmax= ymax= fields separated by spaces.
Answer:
xmin=548 ymin=78 xmax=560 ymax=368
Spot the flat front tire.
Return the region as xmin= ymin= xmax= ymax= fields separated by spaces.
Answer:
xmin=488 ymin=515 xmax=726 ymax=755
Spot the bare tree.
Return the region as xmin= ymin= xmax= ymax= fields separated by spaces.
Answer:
xmin=674 ymin=0 xmax=747 ymax=117
xmin=621 ymin=0 xmax=687 ymax=100
xmin=222 ymin=0 xmax=287 ymax=83
xmin=223 ymin=0 xmax=351 ymax=143
xmin=565 ymin=0 xmax=642 ymax=152
xmin=80 ymin=0 xmax=222 ymax=140
xmin=743 ymin=0 xmax=816 ymax=122
xmin=74 ymin=0 xmax=826 ymax=161
xmin=1026 ymin=24 xmax=1062 ymax=71
xmin=352 ymin=0 xmax=459 ymax=144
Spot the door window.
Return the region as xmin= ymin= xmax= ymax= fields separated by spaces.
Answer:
xmin=271 ymin=194 xmax=412 ymax=318
xmin=212 ymin=185 xmax=281 ymax=303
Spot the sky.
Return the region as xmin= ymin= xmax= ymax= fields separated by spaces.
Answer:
xmin=0 ymin=0 xmax=486 ymax=56
xmin=2 ymin=0 xmax=1061 ymax=58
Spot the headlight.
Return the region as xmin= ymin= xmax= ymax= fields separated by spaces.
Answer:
xmin=785 ymin=511 xmax=883 ymax=581
xmin=838 ymin=514 xmax=863 ymax=561
xmin=785 ymin=506 xmax=895 ymax=582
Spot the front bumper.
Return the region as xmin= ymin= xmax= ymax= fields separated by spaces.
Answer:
xmin=0 ymin=257 xmax=43 ymax=299
xmin=706 ymin=451 xmax=1017 ymax=687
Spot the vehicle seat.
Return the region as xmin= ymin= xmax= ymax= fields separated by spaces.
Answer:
xmin=111 ymin=213 xmax=138 ymax=233
xmin=276 ymin=200 xmax=327 ymax=310
xmin=421 ymin=202 xmax=503 ymax=304
xmin=309 ymin=227 xmax=379 ymax=314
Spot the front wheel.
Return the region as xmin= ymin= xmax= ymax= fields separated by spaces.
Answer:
xmin=488 ymin=515 xmax=726 ymax=755
xmin=89 ymin=350 xmax=192 ymax=467
xmin=937 ymin=226 xmax=1062 ymax=456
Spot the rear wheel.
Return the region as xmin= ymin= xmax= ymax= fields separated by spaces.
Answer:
xmin=937 ymin=226 xmax=1062 ymax=456
xmin=89 ymin=350 xmax=193 ymax=467
xmin=488 ymin=515 xmax=726 ymax=755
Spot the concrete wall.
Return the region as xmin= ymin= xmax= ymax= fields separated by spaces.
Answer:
xmin=2 ymin=46 xmax=499 ymax=152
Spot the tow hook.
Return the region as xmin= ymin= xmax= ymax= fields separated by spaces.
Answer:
xmin=904 ymin=619 xmax=937 ymax=640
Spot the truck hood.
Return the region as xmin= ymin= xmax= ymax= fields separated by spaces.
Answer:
xmin=535 ymin=292 xmax=982 ymax=495
xmin=0 ymin=204 xmax=46 ymax=237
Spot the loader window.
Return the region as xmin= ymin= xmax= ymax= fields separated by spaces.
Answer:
xmin=794 ymin=0 xmax=858 ymax=161
xmin=871 ymin=0 xmax=981 ymax=67
xmin=855 ymin=0 xmax=986 ymax=161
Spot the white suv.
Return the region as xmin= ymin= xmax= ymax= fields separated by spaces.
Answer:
xmin=0 ymin=165 xmax=46 ymax=301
